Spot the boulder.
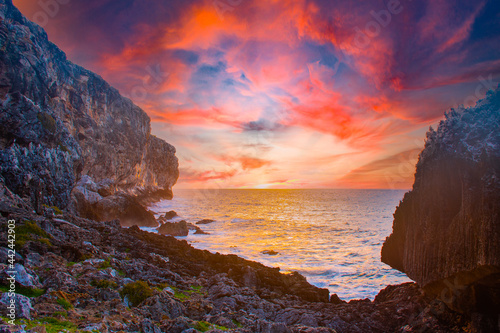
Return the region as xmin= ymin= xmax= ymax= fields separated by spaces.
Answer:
xmin=262 ymin=250 xmax=279 ymax=256
xmin=72 ymin=178 xmax=157 ymax=227
xmin=0 ymin=292 xmax=33 ymax=319
xmin=196 ymin=219 xmax=215 ymax=225
xmin=158 ymin=220 xmax=189 ymax=236
xmin=163 ymin=210 xmax=178 ymax=220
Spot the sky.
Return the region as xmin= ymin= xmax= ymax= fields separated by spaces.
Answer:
xmin=13 ymin=0 xmax=500 ymax=189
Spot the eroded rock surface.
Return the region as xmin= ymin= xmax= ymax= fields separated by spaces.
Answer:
xmin=0 ymin=0 xmax=178 ymax=223
xmin=382 ymin=88 xmax=500 ymax=323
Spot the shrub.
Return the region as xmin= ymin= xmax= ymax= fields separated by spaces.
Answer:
xmin=192 ymin=321 xmax=228 ymax=332
xmin=120 ymin=281 xmax=154 ymax=307
xmin=15 ymin=221 xmax=52 ymax=248
xmin=98 ymin=259 xmax=112 ymax=269
xmin=56 ymin=297 xmax=73 ymax=310
xmin=90 ymin=279 xmax=118 ymax=289
xmin=0 ymin=284 xmax=45 ymax=298
xmin=37 ymin=112 xmax=57 ymax=133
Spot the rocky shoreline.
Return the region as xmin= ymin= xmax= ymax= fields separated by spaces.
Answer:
xmin=0 ymin=0 xmax=498 ymax=331
xmin=0 ymin=186 xmax=470 ymax=333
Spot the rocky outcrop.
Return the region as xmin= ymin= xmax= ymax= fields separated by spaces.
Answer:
xmin=382 ymin=88 xmax=500 ymax=320
xmin=0 ymin=195 xmax=470 ymax=332
xmin=0 ymin=0 xmax=178 ymax=223
xmin=158 ymin=220 xmax=189 ymax=237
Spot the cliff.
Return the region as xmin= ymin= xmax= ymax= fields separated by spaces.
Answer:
xmin=382 ymin=88 xmax=500 ymax=318
xmin=0 ymin=0 xmax=178 ymax=225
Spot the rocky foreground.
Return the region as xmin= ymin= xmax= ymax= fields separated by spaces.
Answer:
xmin=0 ymin=185 xmax=470 ymax=333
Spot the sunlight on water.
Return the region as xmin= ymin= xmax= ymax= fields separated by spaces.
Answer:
xmin=149 ymin=189 xmax=411 ymax=300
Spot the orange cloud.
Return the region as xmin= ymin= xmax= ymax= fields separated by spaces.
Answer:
xmin=338 ymin=148 xmax=421 ymax=189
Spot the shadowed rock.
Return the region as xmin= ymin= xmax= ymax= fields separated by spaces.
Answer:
xmin=382 ymin=87 xmax=500 ymax=326
xmin=158 ymin=220 xmax=189 ymax=236
xmin=196 ymin=219 xmax=215 ymax=225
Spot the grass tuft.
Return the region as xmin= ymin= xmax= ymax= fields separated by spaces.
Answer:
xmin=120 ymin=281 xmax=154 ymax=307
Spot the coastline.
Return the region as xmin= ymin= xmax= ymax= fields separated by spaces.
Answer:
xmin=0 ymin=198 xmax=468 ymax=332
xmin=147 ymin=189 xmax=412 ymax=301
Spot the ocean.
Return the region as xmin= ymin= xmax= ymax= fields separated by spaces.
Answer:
xmin=149 ymin=189 xmax=411 ymax=300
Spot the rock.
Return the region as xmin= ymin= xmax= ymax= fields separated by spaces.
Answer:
xmin=163 ymin=316 xmax=193 ymax=333
xmin=329 ymin=294 xmax=344 ymax=304
xmin=141 ymin=319 xmax=162 ymax=333
xmin=262 ymin=250 xmax=279 ymax=256
xmin=196 ymin=219 xmax=215 ymax=225
xmin=73 ymin=182 xmax=157 ymax=227
xmin=0 ymin=247 xmax=23 ymax=263
xmin=186 ymin=222 xmax=209 ymax=235
xmin=242 ymin=265 xmax=258 ymax=288
xmin=0 ymin=292 xmax=33 ymax=319
xmin=381 ymin=87 xmax=500 ymax=318
xmin=92 ymin=193 xmax=157 ymax=227
xmin=194 ymin=228 xmax=209 ymax=235
xmin=97 ymin=178 xmax=115 ymax=197
xmin=163 ymin=210 xmax=178 ymax=220
xmin=0 ymin=0 xmax=178 ymax=211
xmin=11 ymin=263 xmax=40 ymax=287
xmin=24 ymin=253 xmax=43 ymax=268
xmin=158 ymin=220 xmax=189 ymax=236
xmin=140 ymin=291 xmax=186 ymax=321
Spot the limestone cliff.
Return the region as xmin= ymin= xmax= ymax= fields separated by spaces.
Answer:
xmin=0 ymin=0 xmax=178 ymax=224
xmin=382 ymin=87 xmax=500 ymax=316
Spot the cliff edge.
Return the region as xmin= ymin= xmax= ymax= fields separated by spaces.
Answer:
xmin=0 ymin=0 xmax=178 ymax=225
xmin=382 ymin=87 xmax=500 ymax=319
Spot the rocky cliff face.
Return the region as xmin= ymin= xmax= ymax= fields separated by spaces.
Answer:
xmin=382 ymin=88 xmax=500 ymax=317
xmin=0 ymin=0 xmax=178 ymax=223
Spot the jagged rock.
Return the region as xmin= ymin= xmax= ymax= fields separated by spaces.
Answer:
xmin=186 ymin=222 xmax=209 ymax=235
xmin=262 ymin=250 xmax=279 ymax=256
xmin=163 ymin=210 xmax=178 ymax=220
xmin=11 ymin=263 xmax=40 ymax=288
xmin=329 ymin=294 xmax=344 ymax=304
xmin=140 ymin=291 xmax=186 ymax=321
xmin=91 ymin=193 xmax=156 ymax=227
xmin=141 ymin=319 xmax=162 ymax=333
xmin=0 ymin=292 xmax=33 ymax=319
xmin=196 ymin=219 xmax=215 ymax=225
xmin=0 ymin=247 xmax=22 ymax=263
xmin=0 ymin=0 xmax=178 ymax=212
xmin=382 ymin=88 xmax=500 ymax=319
xmin=158 ymin=220 xmax=189 ymax=236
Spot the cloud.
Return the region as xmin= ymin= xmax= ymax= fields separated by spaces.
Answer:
xmin=215 ymin=155 xmax=272 ymax=170
xmin=179 ymin=167 xmax=237 ymax=183
xmin=13 ymin=0 xmax=500 ymax=189
xmin=338 ymin=148 xmax=421 ymax=189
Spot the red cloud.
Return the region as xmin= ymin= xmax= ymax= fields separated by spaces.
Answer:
xmin=179 ymin=167 xmax=237 ymax=183
xmin=215 ymin=155 xmax=272 ymax=170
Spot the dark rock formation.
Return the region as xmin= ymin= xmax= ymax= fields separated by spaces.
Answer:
xmin=158 ymin=220 xmax=189 ymax=237
xmin=163 ymin=210 xmax=179 ymax=221
xmin=262 ymin=250 xmax=279 ymax=256
xmin=186 ymin=222 xmax=210 ymax=235
xmin=382 ymin=88 xmax=500 ymax=322
xmin=0 ymin=0 xmax=178 ymax=224
xmin=196 ymin=219 xmax=215 ymax=225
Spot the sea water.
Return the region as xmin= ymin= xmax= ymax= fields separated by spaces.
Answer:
xmin=149 ymin=189 xmax=411 ymax=300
